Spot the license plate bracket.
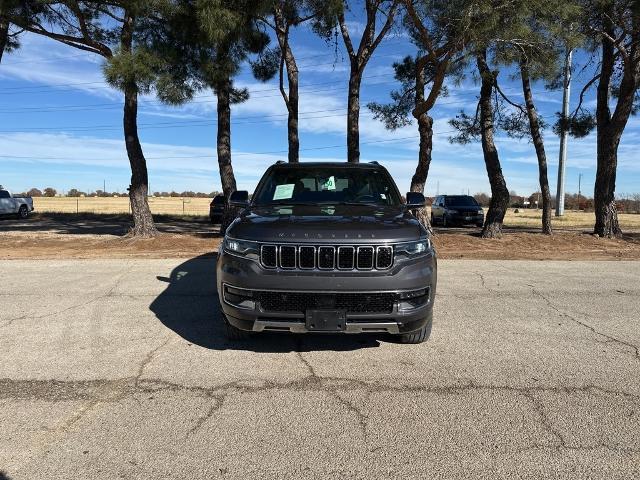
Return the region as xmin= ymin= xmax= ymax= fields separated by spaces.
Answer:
xmin=305 ymin=310 xmax=347 ymax=331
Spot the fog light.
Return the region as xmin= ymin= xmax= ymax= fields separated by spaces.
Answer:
xmin=398 ymin=288 xmax=429 ymax=311
xmin=224 ymin=285 xmax=255 ymax=310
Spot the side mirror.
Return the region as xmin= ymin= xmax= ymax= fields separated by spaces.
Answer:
xmin=405 ymin=192 xmax=426 ymax=208
xmin=229 ymin=190 xmax=249 ymax=208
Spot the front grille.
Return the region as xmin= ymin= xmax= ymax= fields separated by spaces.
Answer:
xmin=257 ymin=291 xmax=396 ymax=314
xmin=260 ymin=244 xmax=393 ymax=271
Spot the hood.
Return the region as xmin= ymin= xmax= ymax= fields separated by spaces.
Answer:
xmin=227 ymin=204 xmax=425 ymax=243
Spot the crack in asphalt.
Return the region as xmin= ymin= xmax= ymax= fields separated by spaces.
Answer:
xmin=294 ymin=340 xmax=371 ymax=444
xmin=2 ymin=376 xmax=639 ymax=455
xmin=186 ymin=393 xmax=227 ymax=438
xmin=531 ymin=288 xmax=640 ymax=361
xmin=521 ymin=391 xmax=565 ymax=450
xmin=2 ymin=377 xmax=638 ymax=402
xmin=135 ymin=337 xmax=172 ymax=388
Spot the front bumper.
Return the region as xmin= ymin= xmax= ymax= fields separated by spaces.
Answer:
xmin=446 ymin=212 xmax=484 ymax=225
xmin=216 ymin=248 xmax=437 ymax=334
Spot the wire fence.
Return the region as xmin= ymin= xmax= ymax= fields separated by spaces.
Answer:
xmin=33 ymin=197 xmax=212 ymax=216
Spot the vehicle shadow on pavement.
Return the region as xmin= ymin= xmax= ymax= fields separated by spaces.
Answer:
xmin=149 ymin=254 xmax=383 ymax=352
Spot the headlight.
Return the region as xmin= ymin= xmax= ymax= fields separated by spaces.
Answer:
xmin=223 ymin=237 xmax=259 ymax=259
xmin=394 ymin=239 xmax=431 ymax=257
xmin=477 ymin=209 xmax=484 ymax=214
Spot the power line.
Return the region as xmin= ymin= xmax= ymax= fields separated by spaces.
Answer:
xmin=0 ymin=75 xmax=401 ymax=113
xmin=0 ymin=132 xmax=460 ymax=162
xmin=0 ymin=93 xmax=562 ymax=134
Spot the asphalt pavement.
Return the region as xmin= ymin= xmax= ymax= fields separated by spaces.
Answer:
xmin=1 ymin=258 xmax=639 ymax=479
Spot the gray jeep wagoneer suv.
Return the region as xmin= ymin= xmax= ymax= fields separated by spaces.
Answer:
xmin=216 ymin=162 xmax=437 ymax=343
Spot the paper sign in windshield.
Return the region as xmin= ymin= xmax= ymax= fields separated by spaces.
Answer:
xmin=273 ymin=184 xmax=295 ymax=200
xmin=322 ymin=176 xmax=336 ymax=191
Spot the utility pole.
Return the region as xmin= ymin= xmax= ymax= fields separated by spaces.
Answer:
xmin=578 ymin=173 xmax=583 ymax=210
xmin=556 ymin=47 xmax=572 ymax=217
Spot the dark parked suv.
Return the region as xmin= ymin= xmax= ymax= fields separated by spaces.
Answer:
xmin=216 ymin=162 xmax=437 ymax=344
xmin=431 ymin=195 xmax=484 ymax=227
xmin=209 ymin=194 xmax=225 ymax=224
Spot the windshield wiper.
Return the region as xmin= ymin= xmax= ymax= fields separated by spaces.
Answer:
xmin=315 ymin=201 xmax=381 ymax=206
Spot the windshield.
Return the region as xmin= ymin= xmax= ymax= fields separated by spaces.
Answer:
xmin=252 ymin=167 xmax=402 ymax=206
xmin=445 ymin=196 xmax=478 ymax=207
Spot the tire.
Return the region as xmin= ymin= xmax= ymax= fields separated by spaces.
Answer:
xmin=223 ymin=314 xmax=251 ymax=341
xmin=397 ymin=316 xmax=433 ymax=344
xmin=17 ymin=205 xmax=29 ymax=219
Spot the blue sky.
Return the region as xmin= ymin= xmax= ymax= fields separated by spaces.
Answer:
xmin=1 ymin=10 xmax=639 ymax=198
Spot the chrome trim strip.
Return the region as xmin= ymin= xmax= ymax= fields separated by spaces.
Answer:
xmin=224 ymin=283 xmax=428 ymax=295
xmin=253 ymin=320 xmax=400 ymax=334
xmin=222 ymin=284 xmax=255 ymax=310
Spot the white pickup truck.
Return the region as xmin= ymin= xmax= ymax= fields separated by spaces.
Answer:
xmin=0 ymin=186 xmax=34 ymax=219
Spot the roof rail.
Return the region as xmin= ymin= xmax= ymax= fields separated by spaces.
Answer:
xmin=275 ymin=160 xmax=286 ymax=165
xmin=368 ymin=161 xmax=380 ymax=166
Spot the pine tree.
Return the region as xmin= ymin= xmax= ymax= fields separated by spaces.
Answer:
xmin=368 ymin=0 xmax=471 ymax=232
xmin=9 ymin=1 xmax=160 ymax=237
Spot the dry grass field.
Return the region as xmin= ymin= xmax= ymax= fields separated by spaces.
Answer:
xmin=34 ymin=196 xmax=212 ymax=216
xmin=33 ymin=197 xmax=640 ymax=229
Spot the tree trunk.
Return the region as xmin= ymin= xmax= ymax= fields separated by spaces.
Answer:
xmin=0 ymin=16 xmax=8 ymax=64
xmin=592 ymin=16 xmax=633 ymax=238
xmin=520 ymin=61 xmax=552 ymax=235
xmin=284 ymin=45 xmax=299 ymax=163
xmin=121 ymin=13 xmax=157 ymax=238
xmin=217 ymin=77 xmax=239 ymax=233
xmin=476 ymin=51 xmax=509 ymax=239
xmin=346 ymin=69 xmax=363 ymax=163
xmin=594 ymin=137 xmax=621 ymax=237
xmin=409 ymin=113 xmax=434 ymax=234
xmin=274 ymin=16 xmax=299 ymax=163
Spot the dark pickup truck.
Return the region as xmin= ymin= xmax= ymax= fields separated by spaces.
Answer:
xmin=216 ymin=162 xmax=437 ymax=344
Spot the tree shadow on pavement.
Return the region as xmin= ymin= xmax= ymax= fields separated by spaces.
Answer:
xmin=0 ymin=212 xmax=217 ymax=237
xmin=149 ymin=254 xmax=383 ymax=352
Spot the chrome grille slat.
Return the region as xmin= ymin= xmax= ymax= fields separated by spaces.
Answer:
xmin=261 ymin=245 xmax=277 ymax=269
xmin=337 ymin=246 xmax=355 ymax=270
xmin=317 ymin=246 xmax=335 ymax=270
xmin=356 ymin=246 xmax=374 ymax=270
xmin=299 ymin=246 xmax=315 ymax=269
xmin=279 ymin=245 xmax=297 ymax=269
xmin=376 ymin=246 xmax=393 ymax=269
xmin=261 ymin=244 xmax=394 ymax=271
